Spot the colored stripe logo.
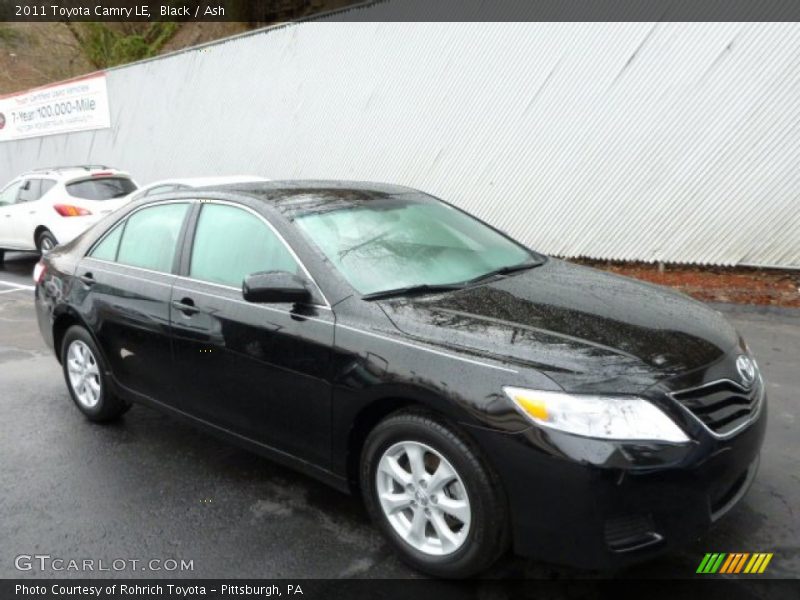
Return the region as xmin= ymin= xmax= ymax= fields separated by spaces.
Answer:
xmin=697 ymin=553 xmax=773 ymax=574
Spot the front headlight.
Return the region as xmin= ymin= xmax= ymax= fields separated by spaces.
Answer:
xmin=502 ymin=387 xmax=689 ymax=443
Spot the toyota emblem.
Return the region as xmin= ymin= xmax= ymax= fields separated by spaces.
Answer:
xmin=736 ymin=355 xmax=757 ymax=388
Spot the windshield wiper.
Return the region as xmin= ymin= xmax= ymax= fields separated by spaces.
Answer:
xmin=362 ymin=283 xmax=465 ymax=301
xmin=362 ymin=260 xmax=544 ymax=300
xmin=464 ymin=260 xmax=543 ymax=285
xmin=339 ymin=231 xmax=391 ymax=260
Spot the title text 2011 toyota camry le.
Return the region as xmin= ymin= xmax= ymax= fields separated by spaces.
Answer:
xmin=34 ymin=181 xmax=766 ymax=577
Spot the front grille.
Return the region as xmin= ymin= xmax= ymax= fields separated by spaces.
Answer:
xmin=671 ymin=378 xmax=762 ymax=437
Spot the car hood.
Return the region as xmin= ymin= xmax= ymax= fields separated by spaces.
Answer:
xmin=377 ymin=259 xmax=739 ymax=394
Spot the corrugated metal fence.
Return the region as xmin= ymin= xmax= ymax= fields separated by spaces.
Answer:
xmin=2 ymin=17 xmax=799 ymax=267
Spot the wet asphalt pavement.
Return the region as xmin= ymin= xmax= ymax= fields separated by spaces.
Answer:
xmin=0 ymin=252 xmax=797 ymax=580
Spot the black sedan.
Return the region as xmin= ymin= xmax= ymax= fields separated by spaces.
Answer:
xmin=34 ymin=181 xmax=766 ymax=577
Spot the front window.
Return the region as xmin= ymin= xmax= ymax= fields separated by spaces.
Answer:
xmin=294 ymin=195 xmax=538 ymax=296
xmin=0 ymin=180 xmax=23 ymax=206
xmin=189 ymin=203 xmax=300 ymax=288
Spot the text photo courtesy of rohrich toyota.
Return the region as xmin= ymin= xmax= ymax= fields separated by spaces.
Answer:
xmin=0 ymin=1 xmax=798 ymax=598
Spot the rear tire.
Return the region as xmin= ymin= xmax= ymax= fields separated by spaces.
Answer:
xmin=61 ymin=325 xmax=130 ymax=422
xmin=360 ymin=411 xmax=509 ymax=578
xmin=36 ymin=230 xmax=57 ymax=253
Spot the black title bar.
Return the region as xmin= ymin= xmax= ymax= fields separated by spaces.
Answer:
xmin=4 ymin=0 xmax=800 ymax=22
xmin=3 ymin=579 xmax=799 ymax=600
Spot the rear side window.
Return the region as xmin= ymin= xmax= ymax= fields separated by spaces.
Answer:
xmin=67 ymin=177 xmax=136 ymax=201
xmin=116 ymin=203 xmax=189 ymax=272
xmin=89 ymin=222 xmax=124 ymax=261
xmin=40 ymin=179 xmax=56 ymax=197
xmin=17 ymin=178 xmax=56 ymax=202
xmin=189 ymin=203 xmax=299 ymax=287
xmin=16 ymin=179 xmax=42 ymax=203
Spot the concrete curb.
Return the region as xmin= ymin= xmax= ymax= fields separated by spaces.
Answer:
xmin=707 ymin=302 xmax=800 ymax=319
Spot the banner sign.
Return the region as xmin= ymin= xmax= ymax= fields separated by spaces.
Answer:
xmin=0 ymin=73 xmax=111 ymax=142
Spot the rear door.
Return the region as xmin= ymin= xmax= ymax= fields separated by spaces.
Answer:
xmin=169 ymin=200 xmax=335 ymax=466
xmin=78 ymin=201 xmax=192 ymax=402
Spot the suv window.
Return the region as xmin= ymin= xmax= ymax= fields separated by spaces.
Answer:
xmin=67 ymin=177 xmax=136 ymax=201
xmin=40 ymin=179 xmax=56 ymax=197
xmin=0 ymin=180 xmax=23 ymax=206
xmin=190 ymin=203 xmax=299 ymax=288
xmin=116 ymin=203 xmax=189 ymax=272
xmin=17 ymin=179 xmax=42 ymax=203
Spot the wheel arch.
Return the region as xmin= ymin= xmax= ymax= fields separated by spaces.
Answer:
xmin=344 ymin=391 xmax=481 ymax=494
xmin=52 ymin=307 xmax=91 ymax=364
xmin=33 ymin=225 xmax=51 ymax=247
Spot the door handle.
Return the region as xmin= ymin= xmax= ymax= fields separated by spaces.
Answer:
xmin=78 ymin=272 xmax=95 ymax=286
xmin=172 ymin=297 xmax=199 ymax=316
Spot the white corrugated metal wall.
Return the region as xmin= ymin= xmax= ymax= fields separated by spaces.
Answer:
xmin=2 ymin=18 xmax=799 ymax=267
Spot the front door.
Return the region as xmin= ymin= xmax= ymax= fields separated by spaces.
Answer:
xmin=169 ymin=201 xmax=334 ymax=466
xmin=0 ymin=179 xmax=26 ymax=249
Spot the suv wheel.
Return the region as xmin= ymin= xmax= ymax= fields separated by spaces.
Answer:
xmin=36 ymin=230 xmax=57 ymax=253
xmin=61 ymin=325 xmax=130 ymax=422
xmin=361 ymin=412 xmax=509 ymax=577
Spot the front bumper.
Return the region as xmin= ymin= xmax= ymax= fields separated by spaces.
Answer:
xmin=467 ymin=392 xmax=767 ymax=570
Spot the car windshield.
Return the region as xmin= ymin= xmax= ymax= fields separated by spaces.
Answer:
xmin=66 ymin=177 xmax=137 ymax=200
xmin=294 ymin=195 xmax=541 ymax=296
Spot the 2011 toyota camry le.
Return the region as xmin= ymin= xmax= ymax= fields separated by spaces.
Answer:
xmin=34 ymin=180 xmax=766 ymax=578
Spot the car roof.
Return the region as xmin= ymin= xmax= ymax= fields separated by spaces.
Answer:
xmin=195 ymin=180 xmax=423 ymax=213
xmin=19 ymin=165 xmax=128 ymax=179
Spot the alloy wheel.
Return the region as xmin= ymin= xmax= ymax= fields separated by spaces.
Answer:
xmin=375 ymin=441 xmax=471 ymax=556
xmin=40 ymin=236 xmax=55 ymax=252
xmin=66 ymin=340 xmax=102 ymax=408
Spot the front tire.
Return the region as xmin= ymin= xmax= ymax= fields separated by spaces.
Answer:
xmin=61 ymin=325 xmax=130 ymax=422
xmin=360 ymin=412 xmax=509 ymax=578
xmin=36 ymin=229 xmax=58 ymax=253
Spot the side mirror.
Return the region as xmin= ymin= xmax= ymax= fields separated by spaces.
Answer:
xmin=242 ymin=271 xmax=311 ymax=304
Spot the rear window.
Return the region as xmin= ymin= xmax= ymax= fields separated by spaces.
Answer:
xmin=66 ymin=177 xmax=136 ymax=201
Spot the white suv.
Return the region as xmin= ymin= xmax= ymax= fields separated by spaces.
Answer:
xmin=0 ymin=165 xmax=137 ymax=259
